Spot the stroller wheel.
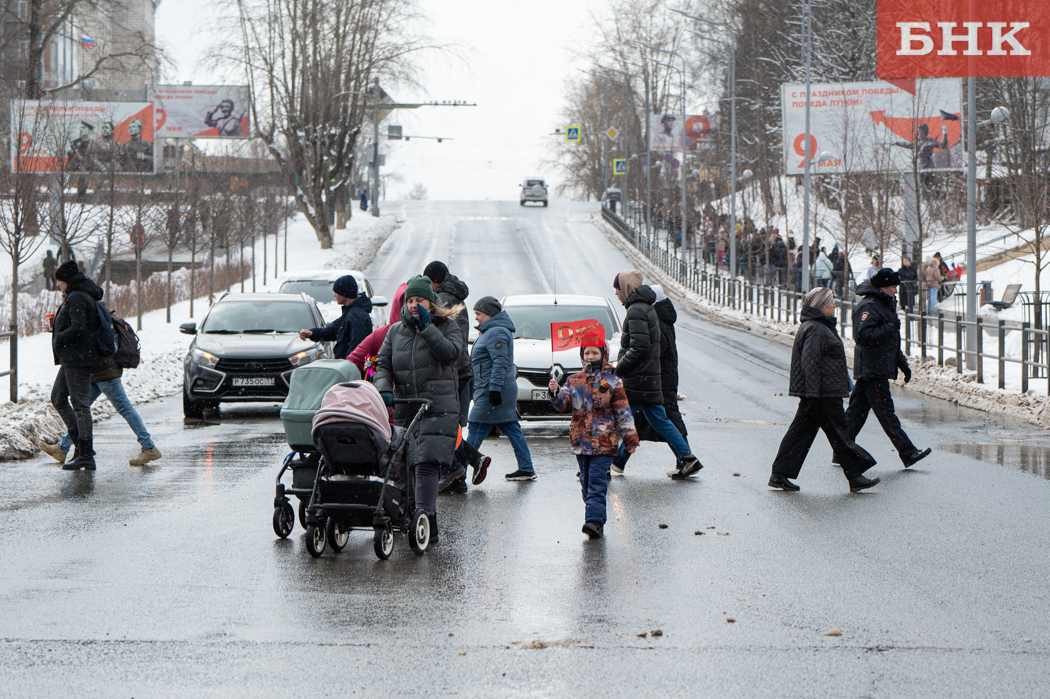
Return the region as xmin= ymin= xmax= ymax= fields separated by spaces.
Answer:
xmin=409 ymin=509 xmax=430 ymax=555
xmin=374 ymin=526 xmax=394 ymax=560
xmin=272 ymin=503 xmax=294 ymax=538
xmin=298 ymin=500 xmax=308 ymax=529
xmin=305 ymin=524 xmax=327 ymax=557
xmin=326 ymin=518 xmax=350 ymax=552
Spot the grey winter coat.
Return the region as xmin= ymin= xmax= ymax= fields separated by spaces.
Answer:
xmin=373 ymin=305 xmax=464 ymax=468
xmin=616 ymin=285 xmax=662 ymax=405
xmin=52 ymin=278 xmax=103 ymax=367
xmin=789 ymin=305 xmax=850 ymax=398
xmin=435 ymin=273 xmax=471 ymax=380
xmin=469 ymin=310 xmax=518 ymax=424
xmin=852 ymin=280 xmax=909 ymax=381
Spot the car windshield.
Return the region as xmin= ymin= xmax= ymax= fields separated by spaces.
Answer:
xmin=503 ymin=305 xmax=618 ymax=341
xmin=279 ymin=280 xmax=335 ymax=304
xmin=201 ymin=300 xmax=314 ymax=334
xmin=525 ymin=180 xmax=544 ymax=187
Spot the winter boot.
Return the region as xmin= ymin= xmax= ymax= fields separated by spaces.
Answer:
xmin=62 ymin=439 xmax=96 ymax=471
xmin=38 ymin=440 xmax=67 ymax=464
xmin=129 ymin=446 xmax=162 ymax=466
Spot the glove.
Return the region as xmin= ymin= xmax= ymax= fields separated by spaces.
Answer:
xmin=416 ymin=305 xmax=431 ymax=329
xmin=489 ymin=390 xmax=502 ymax=407
xmin=380 ymin=391 xmax=393 ymax=407
xmin=901 ymin=366 xmax=912 ymax=383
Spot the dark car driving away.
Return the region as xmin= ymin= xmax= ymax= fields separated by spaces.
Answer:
xmin=180 ymin=293 xmax=332 ymax=417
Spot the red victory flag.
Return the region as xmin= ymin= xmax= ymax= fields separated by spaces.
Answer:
xmin=878 ymin=0 xmax=1050 ymax=80
xmin=550 ymin=320 xmax=606 ymax=352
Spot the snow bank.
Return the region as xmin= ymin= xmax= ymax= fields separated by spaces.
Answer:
xmin=0 ymin=211 xmax=402 ymax=461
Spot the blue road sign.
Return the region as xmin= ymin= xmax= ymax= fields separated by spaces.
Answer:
xmin=613 ymin=158 xmax=627 ymax=176
xmin=566 ymin=126 xmax=581 ymax=142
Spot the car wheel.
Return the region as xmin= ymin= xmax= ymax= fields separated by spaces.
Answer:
xmin=543 ymin=201 xmax=548 ymax=207
xmin=183 ymin=390 xmax=205 ymax=419
xmin=520 ymin=200 xmax=525 ymax=206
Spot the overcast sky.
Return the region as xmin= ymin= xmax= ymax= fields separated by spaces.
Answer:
xmin=156 ymin=0 xmax=600 ymax=201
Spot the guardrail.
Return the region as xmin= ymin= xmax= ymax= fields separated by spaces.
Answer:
xmin=602 ymin=205 xmax=1050 ymax=395
xmin=0 ymin=324 xmax=16 ymax=402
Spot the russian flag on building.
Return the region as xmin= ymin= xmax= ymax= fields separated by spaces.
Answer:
xmin=80 ymin=36 xmax=96 ymax=47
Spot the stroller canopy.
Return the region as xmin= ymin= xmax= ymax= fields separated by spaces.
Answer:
xmin=313 ymin=380 xmax=393 ymax=443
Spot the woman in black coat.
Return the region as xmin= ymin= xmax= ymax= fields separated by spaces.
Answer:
xmin=768 ymin=287 xmax=879 ymax=493
xmin=374 ymin=275 xmax=464 ymax=540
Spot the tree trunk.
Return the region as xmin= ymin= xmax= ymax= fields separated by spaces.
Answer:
xmin=135 ymin=244 xmax=143 ymax=331
xmin=239 ymin=240 xmax=245 ymax=293
xmin=166 ymin=244 xmax=173 ymax=323
xmin=251 ymin=235 xmax=256 ymax=292
xmin=209 ymin=231 xmax=215 ymax=305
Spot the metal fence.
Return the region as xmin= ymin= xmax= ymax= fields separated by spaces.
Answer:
xmin=0 ymin=324 xmax=16 ymax=402
xmin=603 ymin=206 xmax=1050 ymax=395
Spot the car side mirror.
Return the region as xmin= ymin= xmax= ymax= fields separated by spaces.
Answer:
xmin=179 ymin=322 xmax=197 ymax=335
xmin=372 ymin=295 xmax=389 ymax=307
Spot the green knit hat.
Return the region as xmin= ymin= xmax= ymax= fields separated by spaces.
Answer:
xmin=405 ymin=275 xmax=437 ymax=304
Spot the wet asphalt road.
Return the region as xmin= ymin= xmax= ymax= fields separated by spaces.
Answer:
xmin=4 ymin=201 xmax=1050 ymax=697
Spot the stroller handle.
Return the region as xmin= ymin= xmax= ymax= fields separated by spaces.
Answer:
xmin=392 ymin=398 xmax=432 ymax=409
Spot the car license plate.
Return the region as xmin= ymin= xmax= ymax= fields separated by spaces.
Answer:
xmin=531 ymin=389 xmax=548 ymax=400
xmin=232 ymin=377 xmax=274 ymax=387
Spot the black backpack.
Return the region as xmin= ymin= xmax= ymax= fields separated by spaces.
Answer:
xmin=112 ymin=316 xmax=141 ymax=369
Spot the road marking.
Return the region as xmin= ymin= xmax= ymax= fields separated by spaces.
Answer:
xmin=518 ymin=223 xmax=553 ymax=294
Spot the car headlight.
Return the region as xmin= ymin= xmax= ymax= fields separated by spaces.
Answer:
xmin=290 ymin=345 xmax=325 ymax=368
xmin=192 ymin=348 xmax=219 ymax=367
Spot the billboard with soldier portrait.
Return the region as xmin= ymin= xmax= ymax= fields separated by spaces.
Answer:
xmin=12 ymin=101 xmax=155 ymax=174
xmin=149 ymin=85 xmax=250 ymax=139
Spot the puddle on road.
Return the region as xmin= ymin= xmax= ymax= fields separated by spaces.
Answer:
xmin=941 ymin=441 xmax=1050 ymax=479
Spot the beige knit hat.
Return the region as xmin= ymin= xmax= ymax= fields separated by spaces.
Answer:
xmin=804 ymin=287 xmax=834 ymax=310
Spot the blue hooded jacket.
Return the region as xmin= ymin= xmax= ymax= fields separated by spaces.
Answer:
xmin=309 ymin=293 xmax=373 ymax=359
xmin=469 ymin=310 xmax=518 ymax=424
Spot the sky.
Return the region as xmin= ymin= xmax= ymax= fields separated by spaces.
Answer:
xmin=155 ymin=0 xmax=601 ymax=201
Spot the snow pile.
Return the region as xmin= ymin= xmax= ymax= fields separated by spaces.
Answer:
xmin=0 ymin=211 xmax=402 ymax=461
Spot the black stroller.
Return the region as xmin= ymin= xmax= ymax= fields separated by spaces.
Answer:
xmin=273 ymin=381 xmax=432 ymax=559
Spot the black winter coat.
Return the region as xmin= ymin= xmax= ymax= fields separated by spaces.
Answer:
xmin=852 ymin=280 xmax=909 ymax=381
xmin=898 ymin=264 xmax=918 ymax=308
xmin=310 ymin=294 xmax=373 ymax=360
xmin=616 ymin=285 xmax=662 ymax=405
xmin=789 ymin=305 xmax=851 ymax=398
xmin=771 ymin=240 xmax=789 ymax=267
xmin=435 ymin=273 xmax=471 ymax=380
xmin=52 ymin=278 xmax=103 ymax=367
xmin=635 ymin=296 xmax=688 ymax=441
xmin=374 ymin=305 xmax=464 ymax=467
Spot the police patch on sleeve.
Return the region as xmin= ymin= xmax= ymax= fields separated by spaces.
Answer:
xmin=860 ymin=311 xmax=869 ymax=322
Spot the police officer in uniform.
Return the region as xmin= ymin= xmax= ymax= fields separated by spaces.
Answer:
xmin=841 ymin=268 xmax=931 ymax=468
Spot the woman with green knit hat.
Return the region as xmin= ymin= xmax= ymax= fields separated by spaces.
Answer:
xmin=373 ymin=275 xmax=465 ymax=543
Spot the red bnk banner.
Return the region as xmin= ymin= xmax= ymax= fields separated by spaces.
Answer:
xmin=878 ymin=0 xmax=1050 ymax=78
xmin=550 ymin=320 xmax=605 ymax=352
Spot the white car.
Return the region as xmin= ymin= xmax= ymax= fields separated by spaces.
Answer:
xmin=519 ymin=177 xmax=549 ymax=207
xmin=277 ymin=269 xmax=389 ymax=331
xmin=500 ymin=294 xmax=622 ymax=419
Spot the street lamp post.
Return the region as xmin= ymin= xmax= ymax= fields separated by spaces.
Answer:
xmin=622 ymin=58 xmax=652 ymax=239
xmin=598 ymin=63 xmax=634 ymax=223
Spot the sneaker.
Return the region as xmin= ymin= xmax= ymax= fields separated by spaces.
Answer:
xmin=39 ymin=440 xmax=67 ymax=464
xmin=505 ymin=469 xmax=537 ymax=481
xmin=610 ymin=464 xmax=625 ymax=476
xmin=768 ymin=474 xmax=801 ymax=491
xmin=678 ymin=454 xmax=704 ymax=477
xmin=471 ymin=455 xmax=491 ymax=486
xmin=901 ymin=447 xmax=931 ymax=468
xmin=446 ymin=479 xmax=468 ymax=494
xmin=669 ymin=469 xmax=689 ymax=480
xmin=437 ymin=465 xmax=467 ymax=493
xmin=582 ymin=521 xmax=603 ymax=539
xmin=848 ymin=474 xmax=880 ymax=492
xmin=129 ymin=446 xmax=162 ymax=466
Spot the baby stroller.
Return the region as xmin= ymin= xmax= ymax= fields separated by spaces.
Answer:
xmin=274 ymin=380 xmax=432 ymax=559
xmin=274 ymin=359 xmax=360 ymax=532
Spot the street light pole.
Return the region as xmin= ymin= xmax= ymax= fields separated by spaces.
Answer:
xmin=623 ymin=58 xmax=652 ymax=238
xmin=599 ymin=63 xmax=634 ymax=223
xmin=801 ymin=0 xmax=813 ymax=293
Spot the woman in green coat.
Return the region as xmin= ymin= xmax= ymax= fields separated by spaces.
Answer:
xmin=374 ymin=275 xmax=464 ymax=540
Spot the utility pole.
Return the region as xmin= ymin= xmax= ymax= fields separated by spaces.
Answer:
xmin=801 ymin=0 xmax=813 ymax=294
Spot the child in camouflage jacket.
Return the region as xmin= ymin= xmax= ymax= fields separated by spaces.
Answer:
xmin=549 ymin=331 xmax=638 ymax=539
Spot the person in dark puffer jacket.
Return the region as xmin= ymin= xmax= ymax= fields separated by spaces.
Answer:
xmin=769 ymin=287 xmax=879 ymax=492
xmin=299 ymin=275 xmax=372 ymax=359
xmin=373 ymin=275 xmax=464 ymax=542
xmin=50 ymin=260 xmax=102 ymax=471
xmin=844 ymin=268 xmax=931 ymax=468
xmin=612 ymin=270 xmax=702 ymax=479
xmin=423 ymin=260 xmax=477 ymax=494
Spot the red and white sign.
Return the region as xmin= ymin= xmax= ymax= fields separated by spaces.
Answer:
xmin=148 ymin=85 xmax=250 ymax=139
xmin=878 ymin=0 xmax=1050 ymax=78
xmin=550 ymin=320 xmax=605 ymax=352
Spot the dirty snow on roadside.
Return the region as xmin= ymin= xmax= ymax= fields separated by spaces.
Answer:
xmin=0 ymin=212 xmax=401 ymax=461
xmin=597 ymin=216 xmax=1050 ymax=430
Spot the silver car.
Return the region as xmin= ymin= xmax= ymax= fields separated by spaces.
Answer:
xmin=519 ymin=177 xmax=549 ymax=207
xmin=277 ymin=269 xmax=389 ymax=331
xmin=500 ymin=294 xmax=622 ymax=419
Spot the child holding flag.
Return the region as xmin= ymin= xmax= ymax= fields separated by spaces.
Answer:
xmin=548 ymin=324 xmax=638 ymax=539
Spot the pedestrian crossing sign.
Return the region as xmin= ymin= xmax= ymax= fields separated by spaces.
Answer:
xmin=566 ymin=126 xmax=581 ymax=142
xmin=613 ymin=158 xmax=627 ymax=176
